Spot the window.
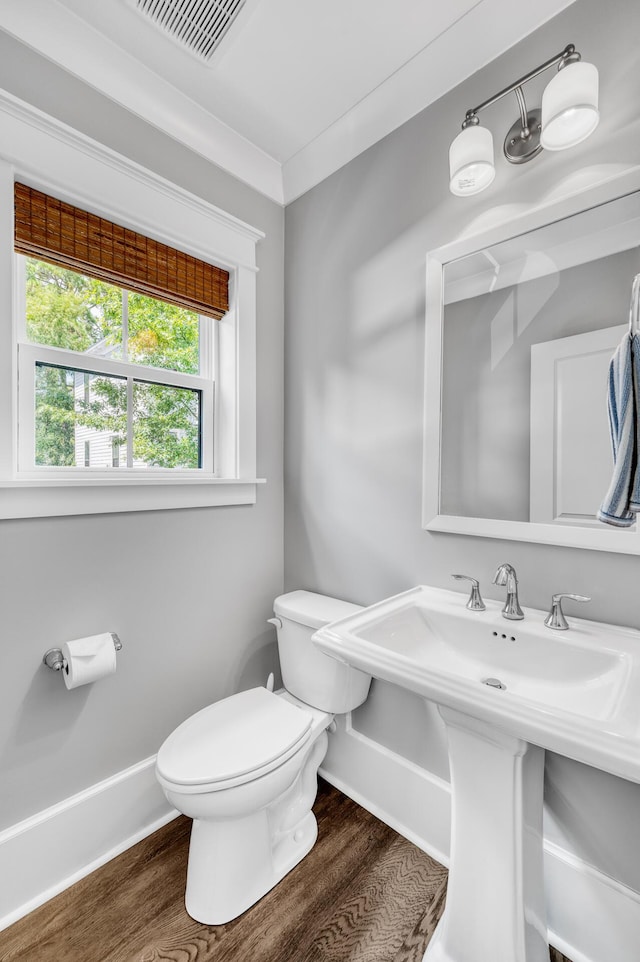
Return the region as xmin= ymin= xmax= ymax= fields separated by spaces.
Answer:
xmin=0 ymin=101 xmax=263 ymax=518
xmin=14 ymin=184 xmax=224 ymax=477
xmin=20 ymin=256 xmax=211 ymax=472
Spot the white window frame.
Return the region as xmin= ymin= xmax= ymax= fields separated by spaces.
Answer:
xmin=0 ymin=90 xmax=265 ymax=518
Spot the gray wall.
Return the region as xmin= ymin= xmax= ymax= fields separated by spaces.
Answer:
xmin=285 ymin=0 xmax=640 ymax=891
xmin=0 ymin=33 xmax=284 ymax=829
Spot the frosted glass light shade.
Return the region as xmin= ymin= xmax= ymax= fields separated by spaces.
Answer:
xmin=449 ymin=125 xmax=495 ymax=196
xmin=540 ymin=61 xmax=599 ymax=150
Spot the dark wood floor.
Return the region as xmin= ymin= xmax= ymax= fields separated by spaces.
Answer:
xmin=1 ymin=780 xmax=571 ymax=962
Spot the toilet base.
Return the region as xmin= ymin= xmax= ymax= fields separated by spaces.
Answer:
xmin=185 ymin=804 xmax=318 ymax=924
xmin=183 ymin=729 xmax=329 ymax=924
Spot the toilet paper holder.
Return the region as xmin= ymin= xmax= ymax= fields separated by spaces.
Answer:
xmin=43 ymin=634 xmax=122 ymax=671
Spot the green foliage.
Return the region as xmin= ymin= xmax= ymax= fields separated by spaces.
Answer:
xmin=128 ymin=292 xmax=199 ymax=375
xmin=34 ymin=365 xmax=75 ymax=466
xmin=78 ymin=374 xmax=127 ymax=448
xmin=26 ymin=258 xmax=201 ymax=469
xmin=133 ymin=382 xmax=200 ymax=469
xmin=26 ymin=258 xmax=122 ymax=353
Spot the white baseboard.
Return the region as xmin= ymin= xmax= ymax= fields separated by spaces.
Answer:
xmin=544 ymin=840 xmax=640 ymax=962
xmin=0 ymin=755 xmax=177 ymax=932
xmin=320 ymin=715 xmax=640 ymax=962
xmin=319 ymin=715 xmax=452 ymax=868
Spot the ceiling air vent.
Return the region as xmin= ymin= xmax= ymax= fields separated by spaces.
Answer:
xmin=132 ymin=0 xmax=246 ymax=63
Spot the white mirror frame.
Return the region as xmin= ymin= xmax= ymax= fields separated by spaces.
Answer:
xmin=423 ymin=165 xmax=640 ymax=554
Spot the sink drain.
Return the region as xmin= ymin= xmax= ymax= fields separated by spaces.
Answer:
xmin=483 ymin=677 xmax=506 ymax=690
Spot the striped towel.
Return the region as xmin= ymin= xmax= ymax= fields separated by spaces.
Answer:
xmin=597 ymin=333 xmax=640 ymax=526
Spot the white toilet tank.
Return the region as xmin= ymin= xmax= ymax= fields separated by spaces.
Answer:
xmin=273 ymin=590 xmax=372 ymax=713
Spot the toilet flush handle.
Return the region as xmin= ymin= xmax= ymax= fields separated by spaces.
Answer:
xmin=267 ymin=617 xmax=282 ymax=630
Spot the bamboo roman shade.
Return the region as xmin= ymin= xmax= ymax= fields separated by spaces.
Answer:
xmin=14 ymin=183 xmax=229 ymax=320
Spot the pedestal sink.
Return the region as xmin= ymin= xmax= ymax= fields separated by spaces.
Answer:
xmin=313 ymin=585 xmax=640 ymax=962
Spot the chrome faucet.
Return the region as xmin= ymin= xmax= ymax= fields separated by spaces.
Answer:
xmin=544 ymin=592 xmax=590 ymax=629
xmin=451 ymin=574 xmax=486 ymax=611
xmin=493 ymin=563 xmax=524 ymax=620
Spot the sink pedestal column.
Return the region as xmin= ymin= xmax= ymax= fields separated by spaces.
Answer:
xmin=426 ymin=707 xmax=548 ymax=962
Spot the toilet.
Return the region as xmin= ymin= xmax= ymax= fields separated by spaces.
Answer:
xmin=155 ymin=590 xmax=371 ymax=924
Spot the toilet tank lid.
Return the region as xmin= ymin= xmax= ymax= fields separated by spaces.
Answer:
xmin=273 ymin=590 xmax=363 ymax=629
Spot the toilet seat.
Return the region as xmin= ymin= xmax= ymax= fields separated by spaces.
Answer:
xmin=156 ymin=687 xmax=313 ymax=793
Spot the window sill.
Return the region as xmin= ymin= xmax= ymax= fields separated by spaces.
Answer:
xmin=0 ymin=476 xmax=266 ymax=518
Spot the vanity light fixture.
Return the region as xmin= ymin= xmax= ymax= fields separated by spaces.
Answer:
xmin=449 ymin=44 xmax=599 ymax=197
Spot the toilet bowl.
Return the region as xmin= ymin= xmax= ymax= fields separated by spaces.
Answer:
xmin=155 ymin=591 xmax=371 ymax=925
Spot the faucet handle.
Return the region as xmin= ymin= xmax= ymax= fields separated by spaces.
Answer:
xmin=451 ymin=574 xmax=486 ymax=611
xmin=544 ymin=593 xmax=591 ymax=630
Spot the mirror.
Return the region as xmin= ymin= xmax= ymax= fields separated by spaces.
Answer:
xmin=423 ymin=169 xmax=640 ymax=553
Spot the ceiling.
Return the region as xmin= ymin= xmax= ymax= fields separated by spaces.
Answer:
xmin=0 ymin=0 xmax=576 ymax=204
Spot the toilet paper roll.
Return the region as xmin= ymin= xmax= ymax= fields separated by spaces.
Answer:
xmin=61 ymin=633 xmax=117 ymax=690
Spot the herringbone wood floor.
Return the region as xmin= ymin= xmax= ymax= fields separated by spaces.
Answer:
xmin=0 ymin=780 xmax=571 ymax=962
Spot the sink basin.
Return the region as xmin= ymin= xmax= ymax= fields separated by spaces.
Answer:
xmin=314 ymin=585 xmax=640 ymax=783
xmin=353 ymin=597 xmax=627 ymax=720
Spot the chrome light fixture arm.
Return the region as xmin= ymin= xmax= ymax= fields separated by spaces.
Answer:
xmin=464 ymin=44 xmax=579 ymax=124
